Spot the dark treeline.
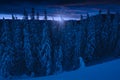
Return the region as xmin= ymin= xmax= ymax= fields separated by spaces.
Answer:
xmin=12 ymin=8 xmax=47 ymax=20
xmin=0 ymin=10 xmax=120 ymax=79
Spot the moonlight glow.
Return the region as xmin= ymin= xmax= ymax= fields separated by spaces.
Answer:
xmin=0 ymin=14 xmax=75 ymax=20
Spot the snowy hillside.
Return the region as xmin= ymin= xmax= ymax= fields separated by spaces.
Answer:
xmin=21 ymin=59 xmax=120 ymax=80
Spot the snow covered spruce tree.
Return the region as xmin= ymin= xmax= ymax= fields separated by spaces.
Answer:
xmin=104 ymin=10 xmax=112 ymax=54
xmin=13 ymin=21 xmax=25 ymax=75
xmin=75 ymin=18 xmax=82 ymax=57
xmin=0 ymin=18 xmax=5 ymax=67
xmin=72 ymin=29 xmax=80 ymax=69
xmin=62 ymin=21 xmax=79 ymax=71
xmin=37 ymin=22 xmax=52 ymax=75
xmin=94 ymin=10 xmax=118 ymax=59
xmin=80 ymin=14 xmax=89 ymax=63
xmin=23 ymin=22 xmax=34 ymax=76
xmin=28 ymin=19 xmax=42 ymax=76
xmin=100 ymin=9 xmax=112 ymax=57
xmin=112 ymin=12 xmax=120 ymax=55
xmin=115 ymin=12 xmax=120 ymax=56
xmin=0 ymin=19 xmax=14 ymax=78
xmin=85 ymin=14 xmax=96 ymax=62
xmin=54 ymin=45 xmax=63 ymax=74
xmin=94 ymin=10 xmax=103 ymax=59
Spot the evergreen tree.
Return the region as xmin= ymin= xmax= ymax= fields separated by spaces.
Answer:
xmin=62 ymin=21 xmax=79 ymax=70
xmin=107 ymin=9 xmax=110 ymax=15
xmin=37 ymin=22 xmax=51 ymax=75
xmin=111 ymin=12 xmax=120 ymax=54
xmin=80 ymin=15 xmax=83 ymax=20
xmin=12 ymin=14 xmax=15 ymax=20
xmin=54 ymin=46 xmax=63 ymax=74
xmin=103 ymin=9 xmax=112 ymax=55
xmin=31 ymin=8 xmax=35 ymax=20
xmin=99 ymin=9 xmax=102 ymax=14
xmin=85 ymin=16 xmax=95 ymax=61
xmin=23 ymin=8 xmax=28 ymax=20
xmin=80 ymin=13 xmax=89 ymax=61
xmin=44 ymin=9 xmax=47 ymax=20
xmin=87 ymin=13 xmax=89 ymax=19
xmin=13 ymin=21 xmax=25 ymax=75
xmin=28 ymin=18 xmax=41 ymax=76
xmin=23 ymin=22 xmax=34 ymax=75
xmin=94 ymin=9 xmax=103 ymax=59
xmin=72 ymin=30 xmax=80 ymax=69
xmin=36 ymin=12 xmax=39 ymax=20
xmin=0 ymin=19 xmax=14 ymax=78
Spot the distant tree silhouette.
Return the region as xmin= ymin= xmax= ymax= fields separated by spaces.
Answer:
xmin=107 ymin=9 xmax=110 ymax=15
xmin=12 ymin=14 xmax=15 ymax=20
xmin=31 ymin=8 xmax=35 ymax=20
xmin=15 ymin=17 xmax=17 ymax=20
xmin=3 ymin=17 xmax=5 ymax=20
xmin=80 ymin=15 xmax=83 ymax=20
xmin=36 ymin=12 xmax=39 ymax=20
xmin=99 ymin=9 xmax=102 ymax=14
xmin=44 ymin=9 xmax=47 ymax=20
xmin=23 ymin=8 xmax=28 ymax=20
xmin=87 ymin=13 xmax=89 ymax=19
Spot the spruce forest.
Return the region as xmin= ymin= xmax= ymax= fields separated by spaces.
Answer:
xmin=0 ymin=9 xmax=120 ymax=79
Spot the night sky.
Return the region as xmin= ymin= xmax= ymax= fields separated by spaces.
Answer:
xmin=0 ymin=0 xmax=120 ymax=19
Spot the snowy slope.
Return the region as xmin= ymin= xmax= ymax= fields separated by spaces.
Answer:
xmin=19 ymin=59 xmax=120 ymax=80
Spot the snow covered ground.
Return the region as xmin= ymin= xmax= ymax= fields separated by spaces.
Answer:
xmin=18 ymin=58 xmax=120 ymax=80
